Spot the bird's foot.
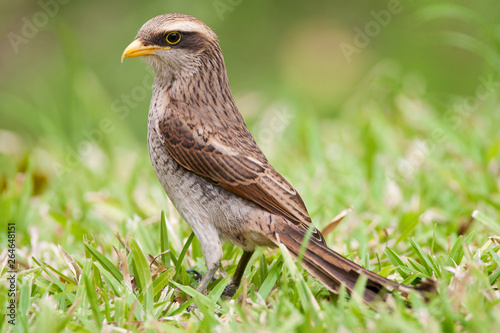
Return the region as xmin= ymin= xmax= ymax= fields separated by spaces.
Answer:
xmin=187 ymin=302 xmax=198 ymax=312
xmin=186 ymin=269 xmax=203 ymax=281
xmin=221 ymin=283 xmax=238 ymax=298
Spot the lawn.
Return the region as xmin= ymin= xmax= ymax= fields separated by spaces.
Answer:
xmin=1 ymin=1 xmax=499 ymax=332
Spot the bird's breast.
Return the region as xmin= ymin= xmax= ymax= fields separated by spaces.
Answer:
xmin=147 ymin=110 xmax=275 ymax=251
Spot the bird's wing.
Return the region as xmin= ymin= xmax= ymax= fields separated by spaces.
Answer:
xmin=156 ymin=109 xmax=326 ymax=244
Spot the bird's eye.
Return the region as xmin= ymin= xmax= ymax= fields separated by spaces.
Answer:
xmin=166 ymin=32 xmax=181 ymax=45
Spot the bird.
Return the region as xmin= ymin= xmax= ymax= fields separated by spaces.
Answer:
xmin=121 ymin=13 xmax=431 ymax=303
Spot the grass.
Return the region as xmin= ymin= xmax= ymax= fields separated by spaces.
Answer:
xmin=1 ymin=71 xmax=499 ymax=331
xmin=1 ymin=2 xmax=500 ymax=332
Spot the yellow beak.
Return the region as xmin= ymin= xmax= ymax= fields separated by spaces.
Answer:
xmin=121 ymin=39 xmax=171 ymax=63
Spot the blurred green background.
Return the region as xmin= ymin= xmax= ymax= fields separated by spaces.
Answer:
xmin=1 ymin=0 xmax=499 ymax=246
xmin=2 ymin=0 xmax=498 ymax=141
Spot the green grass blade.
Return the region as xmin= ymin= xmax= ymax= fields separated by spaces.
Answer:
xmin=258 ymin=257 xmax=283 ymax=300
xmin=82 ymin=273 xmax=103 ymax=329
xmin=489 ymin=250 xmax=500 ymax=285
xmin=84 ymin=243 xmax=123 ymax=282
xmin=409 ymin=238 xmax=439 ymax=277
xmin=174 ymin=232 xmax=195 ymax=280
xmin=384 ymin=248 xmax=410 ymax=279
xmin=473 ymin=210 xmax=500 ymax=235
xmin=129 ymin=239 xmax=154 ymax=314
xmin=94 ymin=262 xmax=124 ymax=296
xmin=207 ymin=276 xmax=230 ymax=303
xmin=160 ymin=210 xmax=171 ymax=267
xmin=170 ymin=280 xmax=214 ymax=308
xmin=153 ymin=268 xmax=175 ymax=297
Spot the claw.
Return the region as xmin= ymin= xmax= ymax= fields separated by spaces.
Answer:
xmin=221 ymin=283 xmax=238 ymax=298
xmin=186 ymin=269 xmax=203 ymax=281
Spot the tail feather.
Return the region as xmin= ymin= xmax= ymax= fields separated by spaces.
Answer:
xmin=274 ymin=224 xmax=417 ymax=302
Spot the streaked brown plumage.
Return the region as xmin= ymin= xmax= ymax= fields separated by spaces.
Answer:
xmin=122 ymin=13 xmax=431 ymax=303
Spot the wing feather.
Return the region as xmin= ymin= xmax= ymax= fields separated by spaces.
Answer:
xmin=157 ymin=110 xmax=326 ymax=244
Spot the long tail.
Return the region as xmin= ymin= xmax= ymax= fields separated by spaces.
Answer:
xmin=273 ymin=224 xmax=431 ymax=302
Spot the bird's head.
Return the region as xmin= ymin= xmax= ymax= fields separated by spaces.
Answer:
xmin=122 ymin=13 xmax=222 ymax=81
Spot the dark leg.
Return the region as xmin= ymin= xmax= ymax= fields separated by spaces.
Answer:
xmin=231 ymin=251 xmax=254 ymax=287
xmin=222 ymin=251 xmax=254 ymax=297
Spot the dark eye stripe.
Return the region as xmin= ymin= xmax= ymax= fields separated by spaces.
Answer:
xmin=145 ymin=31 xmax=207 ymax=51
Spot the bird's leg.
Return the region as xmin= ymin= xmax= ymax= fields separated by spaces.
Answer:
xmin=185 ymin=223 xmax=223 ymax=296
xmin=196 ymin=263 xmax=219 ymax=294
xmin=222 ymin=250 xmax=254 ymax=297
xmin=231 ymin=251 xmax=254 ymax=286
xmin=188 ymin=261 xmax=220 ymax=312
